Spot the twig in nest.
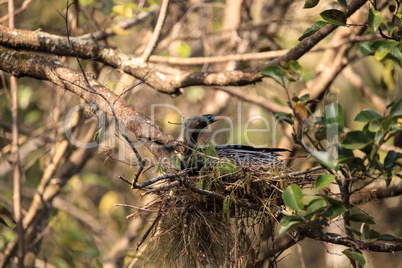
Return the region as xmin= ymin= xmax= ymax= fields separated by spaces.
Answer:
xmin=137 ymin=206 xmax=163 ymax=251
xmin=117 ymin=175 xmax=132 ymax=186
xmin=133 ymin=170 xmax=190 ymax=189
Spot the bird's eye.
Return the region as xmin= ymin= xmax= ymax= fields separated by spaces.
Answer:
xmin=206 ymin=115 xmax=213 ymax=121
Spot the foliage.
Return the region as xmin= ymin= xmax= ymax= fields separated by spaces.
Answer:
xmin=266 ymin=64 xmax=402 ymax=268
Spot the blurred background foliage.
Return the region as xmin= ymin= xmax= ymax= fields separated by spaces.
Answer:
xmin=0 ymin=0 xmax=401 ymax=267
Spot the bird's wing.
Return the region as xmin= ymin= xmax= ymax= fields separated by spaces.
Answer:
xmin=215 ymin=145 xmax=287 ymax=166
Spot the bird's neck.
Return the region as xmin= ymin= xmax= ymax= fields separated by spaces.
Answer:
xmin=184 ymin=127 xmax=201 ymax=149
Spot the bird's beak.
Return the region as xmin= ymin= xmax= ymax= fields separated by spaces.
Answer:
xmin=214 ymin=113 xmax=235 ymax=121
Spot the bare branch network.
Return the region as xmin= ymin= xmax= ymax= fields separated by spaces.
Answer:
xmin=0 ymin=0 xmax=367 ymax=97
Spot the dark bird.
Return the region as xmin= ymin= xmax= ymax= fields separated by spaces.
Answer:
xmin=181 ymin=114 xmax=289 ymax=170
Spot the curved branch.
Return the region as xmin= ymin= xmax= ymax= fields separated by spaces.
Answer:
xmin=297 ymin=226 xmax=402 ymax=252
xmin=0 ymin=0 xmax=368 ymax=95
xmin=265 ymin=0 xmax=368 ymax=67
xmin=0 ymin=47 xmax=180 ymax=159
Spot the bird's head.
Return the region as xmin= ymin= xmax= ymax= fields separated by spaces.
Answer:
xmin=184 ymin=113 xmax=234 ymax=147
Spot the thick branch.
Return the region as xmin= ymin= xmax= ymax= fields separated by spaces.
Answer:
xmin=266 ymin=0 xmax=368 ymax=67
xmin=0 ymin=47 xmax=180 ymax=159
xmin=0 ymin=0 xmax=368 ymax=95
xmin=297 ymin=226 xmax=402 ymax=252
xmin=0 ymin=25 xmax=260 ymax=94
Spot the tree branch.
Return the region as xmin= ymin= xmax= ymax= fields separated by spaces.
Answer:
xmin=140 ymin=0 xmax=169 ymax=62
xmin=0 ymin=0 xmax=368 ymax=95
xmin=0 ymin=46 xmax=180 ymax=159
xmin=297 ymin=226 xmax=402 ymax=252
xmin=79 ymin=8 xmax=156 ymax=41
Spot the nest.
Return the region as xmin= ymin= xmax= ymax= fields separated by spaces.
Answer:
xmin=132 ymin=148 xmax=322 ymax=267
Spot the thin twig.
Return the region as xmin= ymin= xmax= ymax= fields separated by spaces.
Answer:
xmin=9 ymin=0 xmax=24 ymax=266
xmin=0 ymin=0 xmax=32 ymax=23
xmin=79 ymin=8 xmax=156 ymax=41
xmin=213 ymin=86 xmax=292 ymax=114
xmin=136 ymin=206 xmax=163 ymax=251
xmin=141 ymin=0 xmax=169 ymax=62
xmin=149 ymin=36 xmax=378 ymax=65
xmin=133 ymin=170 xmax=189 ymax=189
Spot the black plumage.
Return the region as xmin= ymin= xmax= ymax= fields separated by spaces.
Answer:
xmin=181 ymin=114 xmax=288 ymax=170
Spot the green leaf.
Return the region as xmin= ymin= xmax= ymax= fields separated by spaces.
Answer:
xmin=306 ymin=198 xmax=327 ymax=215
xmin=368 ymin=117 xmax=382 ymax=132
xmin=387 ymin=22 xmax=398 ymax=36
xmin=362 ymin=224 xmax=380 ymax=240
xmin=360 ymin=42 xmax=374 ymax=55
xmin=354 ymin=109 xmax=382 ymax=122
xmin=338 ymin=0 xmax=348 ymax=10
xmin=299 ymin=94 xmax=310 ymax=104
xmin=343 ymin=249 xmax=366 ymax=267
xmin=321 ymin=196 xmax=347 ymax=218
xmin=275 ymin=112 xmax=294 ymax=125
xmin=304 ymin=0 xmax=319 ymax=9
xmin=345 ymin=213 xmax=375 ymax=224
xmin=278 ymin=216 xmax=304 ymax=234
xmin=288 ymin=60 xmax=303 ymax=81
xmin=0 ymin=205 xmax=16 ymax=228
xmin=320 ymin=9 xmax=347 ymax=26
xmin=315 ymin=174 xmax=335 ymax=189
xmin=368 ymin=9 xmax=382 ymax=31
xmin=388 ymin=46 xmax=402 ymax=65
xmin=261 ymin=65 xmax=289 ymax=88
xmin=337 ymin=145 xmax=354 ymax=159
xmin=373 ymin=130 xmax=384 ymax=146
xmin=282 ymin=184 xmax=304 ymax=211
xmin=374 ymin=40 xmax=399 ymax=61
xmin=377 ymin=234 xmax=402 ymax=242
xmin=339 ymin=156 xmax=365 ymax=171
xmin=390 ymin=99 xmax=402 ymax=117
xmin=340 ymin=131 xmax=373 ymax=150
xmin=380 ymin=116 xmax=394 ymax=132
xmin=311 ymin=151 xmax=339 ymax=170
xmin=384 ymin=150 xmax=402 ymax=170
xmin=298 ymin=21 xmax=327 ymax=41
